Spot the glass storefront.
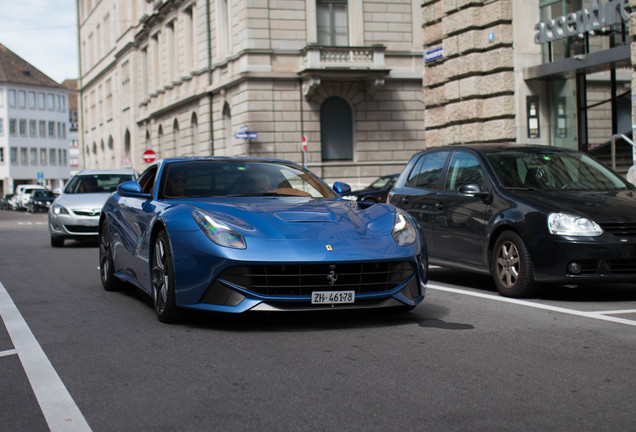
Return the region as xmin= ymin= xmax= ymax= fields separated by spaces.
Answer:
xmin=535 ymin=0 xmax=632 ymax=153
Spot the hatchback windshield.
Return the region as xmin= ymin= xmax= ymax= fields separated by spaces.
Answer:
xmin=160 ymin=160 xmax=338 ymax=199
xmin=485 ymin=151 xmax=628 ymax=191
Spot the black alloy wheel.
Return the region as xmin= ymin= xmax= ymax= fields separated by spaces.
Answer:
xmin=491 ymin=230 xmax=538 ymax=298
xmin=151 ymin=230 xmax=180 ymax=323
xmin=99 ymin=219 xmax=125 ymax=291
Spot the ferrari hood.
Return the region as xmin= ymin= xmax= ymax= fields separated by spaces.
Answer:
xmin=175 ymin=197 xmax=398 ymax=240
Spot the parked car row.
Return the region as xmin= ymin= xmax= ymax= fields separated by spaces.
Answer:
xmin=1 ymin=184 xmax=55 ymax=213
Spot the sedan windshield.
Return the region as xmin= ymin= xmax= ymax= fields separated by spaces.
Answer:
xmin=160 ymin=160 xmax=338 ymax=199
xmin=485 ymin=151 xmax=629 ymax=191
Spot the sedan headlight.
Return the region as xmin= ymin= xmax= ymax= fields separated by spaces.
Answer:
xmin=392 ymin=209 xmax=417 ymax=246
xmin=52 ymin=203 xmax=69 ymax=215
xmin=547 ymin=212 xmax=602 ymax=236
xmin=192 ymin=209 xmax=246 ymax=249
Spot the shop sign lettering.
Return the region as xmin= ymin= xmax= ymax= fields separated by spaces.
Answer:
xmin=534 ymin=0 xmax=630 ymax=44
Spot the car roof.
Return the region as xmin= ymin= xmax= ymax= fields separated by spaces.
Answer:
xmin=417 ymin=144 xmax=578 ymax=155
xmin=74 ymin=169 xmax=138 ymax=175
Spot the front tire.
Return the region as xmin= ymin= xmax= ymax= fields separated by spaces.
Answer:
xmin=99 ymin=219 xmax=126 ymax=291
xmin=491 ymin=231 xmax=537 ymax=298
xmin=151 ymin=231 xmax=180 ymax=323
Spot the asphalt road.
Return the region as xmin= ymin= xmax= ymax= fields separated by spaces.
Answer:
xmin=1 ymin=209 xmax=635 ymax=432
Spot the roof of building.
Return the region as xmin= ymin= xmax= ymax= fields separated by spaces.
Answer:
xmin=0 ymin=43 xmax=65 ymax=90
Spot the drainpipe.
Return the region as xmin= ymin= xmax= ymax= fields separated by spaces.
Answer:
xmin=206 ymin=0 xmax=214 ymax=155
xmin=76 ymin=0 xmax=85 ymax=170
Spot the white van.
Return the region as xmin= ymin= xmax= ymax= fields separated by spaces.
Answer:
xmin=15 ymin=185 xmax=48 ymax=210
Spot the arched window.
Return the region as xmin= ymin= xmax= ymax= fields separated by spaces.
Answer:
xmin=320 ymin=96 xmax=353 ymax=161
xmin=158 ymin=125 xmax=164 ymax=157
xmin=123 ymin=129 xmax=131 ymax=167
xmin=108 ymin=135 xmax=114 ymax=167
xmin=173 ymin=119 xmax=180 ymax=156
xmin=223 ymin=103 xmax=232 ymax=150
xmin=191 ymin=112 xmax=200 ymax=154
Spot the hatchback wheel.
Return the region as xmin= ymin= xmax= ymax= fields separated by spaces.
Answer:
xmin=151 ymin=231 xmax=179 ymax=323
xmin=491 ymin=231 xmax=537 ymax=298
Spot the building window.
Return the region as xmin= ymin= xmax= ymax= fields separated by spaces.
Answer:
xmin=320 ymin=96 xmax=353 ymax=161
xmin=0 ymin=147 xmax=4 ymax=163
xmin=47 ymin=93 xmax=55 ymax=110
xmin=317 ymin=0 xmax=348 ymax=46
xmin=29 ymin=120 xmax=36 ymax=137
xmin=28 ymin=92 xmax=36 ymax=109
xmin=40 ymin=148 xmax=47 ymax=165
xmin=218 ymin=0 xmax=232 ymax=57
xmin=39 ymin=120 xmax=46 ymax=137
xmin=38 ymin=92 xmax=45 ymax=110
xmin=19 ymin=119 xmax=27 ymax=137
xmin=9 ymin=119 xmax=17 ymax=136
xmin=0 ymin=118 xmax=3 ymax=136
xmin=48 ymin=121 xmax=55 ymax=138
xmin=8 ymin=90 xmax=16 ymax=107
xmin=11 ymin=147 xmax=18 ymax=164
xmin=49 ymin=149 xmax=57 ymax=165
xmin=30 ymin=148 xmax=37 ymax=165
xmin=18 ymin=90 xmax=26 ymax=109
xmin=0 ymin=89 xmax=3 ymax=107
xmin=21 ymin=148 xmax=28 ymax=164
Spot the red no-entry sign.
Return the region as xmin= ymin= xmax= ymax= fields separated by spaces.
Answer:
xmin=142 ymin=149 xmax=157 ymax=163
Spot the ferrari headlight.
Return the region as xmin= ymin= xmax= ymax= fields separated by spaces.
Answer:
xmin=392 ymin=209 xmax=416 ymax=246
xmin=192 ymin=209 xmax=246 ymax=249
xmin=547 ymin=212 xmax=602 ymax=237
xmin=52 ymin=203 xmax=69 ymax=215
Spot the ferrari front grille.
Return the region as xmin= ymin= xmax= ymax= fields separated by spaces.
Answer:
xmin=218 ymin=261 xmax=415 ymax=296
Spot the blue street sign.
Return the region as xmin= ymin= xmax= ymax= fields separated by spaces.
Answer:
xmin=235 ymin=132 xmax=258 ymax=139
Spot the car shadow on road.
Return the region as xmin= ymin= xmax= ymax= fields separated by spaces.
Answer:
xmin=179 ymin=300 xmax=474 ymax=332
xmin=429 ymin=267 xmax=636 ymax=303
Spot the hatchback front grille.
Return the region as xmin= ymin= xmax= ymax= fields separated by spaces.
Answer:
xmin=219 ymin=261 xmax=414 ymax=296
xmin=600 ymin=223 xmax=636 ymax=237
xmin=64 ymin=225 xmax=99 ymax=234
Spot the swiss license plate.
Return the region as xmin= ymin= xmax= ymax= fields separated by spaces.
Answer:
xmin=78 ymin=219 xmax=99 ymax=227
xmin=311 ymin=291 xmax=355 ymax=304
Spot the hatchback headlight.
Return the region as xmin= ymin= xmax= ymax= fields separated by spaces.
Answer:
xmin=547 ymin=212 xmax=602 ymax=236
xmin=192 ymin=209 xmax=246 ymax=249
xmin=392 ymin=209 xmax=417 ymax=246
xmin=52 ymin=203 xmax=69 ymax=215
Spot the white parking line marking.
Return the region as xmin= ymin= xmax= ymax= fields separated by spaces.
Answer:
xmin=0 ymin=281 xmax=92 ymax=431
xmin=0 ymin=348 xmax=17 ymax=358
xmin=592 ymin=309 xmax=636 ymax=315
xmin=428 ymin=283 xmax=636 ymax=327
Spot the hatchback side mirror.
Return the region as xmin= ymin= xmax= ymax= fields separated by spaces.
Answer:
xmin=458 ymin=183 xmax=489 ymax=199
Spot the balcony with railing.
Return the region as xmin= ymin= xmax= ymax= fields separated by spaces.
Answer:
xmin=299 ymin=45 xmax=390 ymax=97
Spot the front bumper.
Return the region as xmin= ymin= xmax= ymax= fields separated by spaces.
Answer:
xmin=168 ymin=229 xmax=428 ymax=313
xmin=531 ymin=233 xmax=636 ymax=284
xmin=48 ymin=211 xmax=100 ymax=239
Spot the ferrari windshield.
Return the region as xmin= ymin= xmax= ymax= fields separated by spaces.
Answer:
xmin=485 ymin=150 xmax=629 ymax=191
xmin=160 ymin=160 xmax=338 ymax=199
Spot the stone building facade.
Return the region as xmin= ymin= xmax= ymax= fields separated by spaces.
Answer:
xmin=422 ymin=0 xmax=635 ymax=175
xmin=77 ymin=0 xmax=425 ymax=188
